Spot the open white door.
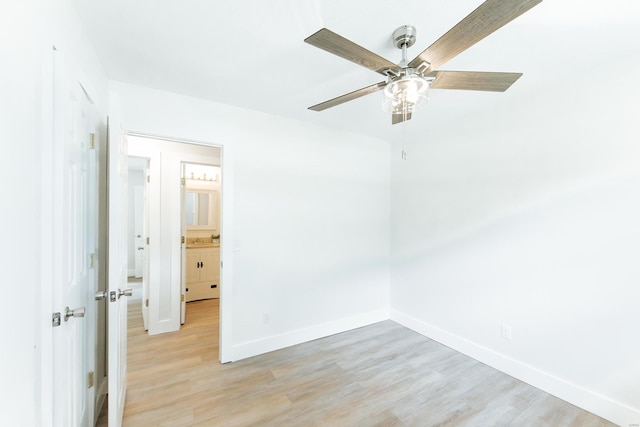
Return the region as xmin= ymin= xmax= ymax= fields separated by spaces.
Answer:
xmin=180 ymin=163 xmax=187 ymax=324
xmin=107 ymin=124 xmax=131 ymax=427
xmin=51 ymin=48 xmax=96 ymax=427
xmin=133 ymin=186 xmax=144 ymax=278
xmin=141 ymin=161 xmax=150 ymax=330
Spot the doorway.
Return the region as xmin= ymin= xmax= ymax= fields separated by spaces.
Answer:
xmin=126 ymin=135 xmax=222 ymax=345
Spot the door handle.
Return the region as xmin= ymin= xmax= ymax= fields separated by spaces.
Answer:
xmin=118 ymin=288 xmax=133 ymax=299
xmin=64 ymin=306 xmax=85 ymax=321
xmin=95 ymin=291 xmax=107 ymax=301
xmin=137 ymin=246 xmax=144 ymax=250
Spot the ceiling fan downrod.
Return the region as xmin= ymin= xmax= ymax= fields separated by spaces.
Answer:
xmin=392 ymin=25 xmax=417 ymax=68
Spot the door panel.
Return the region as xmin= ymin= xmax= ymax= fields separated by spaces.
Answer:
xmin=107 ymin=125 xmax=130 ymax=427
xmin=186 ymin=251 xmax=200 ymax=283
xmin=181 ymin=165 xmax=187 ymax=324
xmin=142 ymin=162 xmax=150 ymax=330
xmin=199 ymin=251 xmax=217 ymax=282
xmin=94 ymin=113 xmax=109 ymax=423
xmin=52 ymin=49 xmax=94 ymax=426
xmin=134 ymin=185 xmax=144 ymax=278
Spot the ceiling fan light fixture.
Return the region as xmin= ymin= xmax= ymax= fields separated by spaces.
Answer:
xmin=382 ymin=72 xmax=430 ymax=113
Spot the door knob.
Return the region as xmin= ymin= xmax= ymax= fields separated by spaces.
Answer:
xmin=95 ymin=291 xmax=107 ymax=301
xmin=118 ymin=288 xmax=133 ymax=299
xmin=64 ymin=306 xmax=85 ymax=321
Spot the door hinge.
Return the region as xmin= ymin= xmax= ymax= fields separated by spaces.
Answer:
xmin=89 ymin=253 xmax=95 ymax=268
xmin=52 ymin=312 xmax=61 ymax=327
xmin=145 ymin=298 xmax=149 ymax=307
xmin=220 ymin=260 xmax=223 ymax=269
xmin=181 ymin=294 xmax=185 ymax=302
xmin=181 ymin=235 xmax=185 ymax=244
xmin=87 ymin=371 xmax=95 ymax=388
xmin=147 ymin=174 xmax=150 ymax=183
xmin=146 ymin=236 xmax=150 ymax=245
xmin=89 ymin=133 xmax=96 ymax=149
xmin=180 ymin=177 xmax=186 ymax=186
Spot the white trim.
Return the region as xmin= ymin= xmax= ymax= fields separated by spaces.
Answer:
xmin=230 ymin=308 xmax=389 ymax=362
xmin=391 ymin=309 xmax=640 ymax=427
xmin=127 ymin=131 xmax=216 ymax=148
xmin=218 ymin=141 xmax=234 ymax=363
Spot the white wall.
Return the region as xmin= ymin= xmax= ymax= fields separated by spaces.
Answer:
xmin=390 ymin=52 xmax=640 ymax=424
xmin=111 ymin=81 xmax=391 ymax=360
xmin=0 ymin=3 xmax=45 ymax=425
xmin=1 ymin=1 xmax=109 ymax=425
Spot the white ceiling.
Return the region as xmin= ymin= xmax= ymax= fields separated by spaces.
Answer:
xmin=70 ymin=0 xmax=640 ymax=141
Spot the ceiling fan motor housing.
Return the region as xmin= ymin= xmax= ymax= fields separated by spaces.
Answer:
xmin=392 ymin=25 xmax=417 ymax=49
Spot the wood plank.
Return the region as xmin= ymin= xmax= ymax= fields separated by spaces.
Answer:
xmin=428 ymin=70 xmax=522 ymax=92
xmin=308 ymin=81 xmax=387 ymax=111
xmin=305 ymin=28 xmax=401 ymax=76
xmin=408 ymin=0 xmax=543 ymax=70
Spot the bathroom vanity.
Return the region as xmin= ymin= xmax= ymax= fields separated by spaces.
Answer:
xmin=185 ymin=242 xmax=220 ymax=301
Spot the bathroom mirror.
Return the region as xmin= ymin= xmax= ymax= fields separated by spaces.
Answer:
xmin=185 ymin=190 xmax=216 ymax=228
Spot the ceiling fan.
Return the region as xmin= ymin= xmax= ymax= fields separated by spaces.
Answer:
xmin=305 ymin=0 xmax=542 ymax=124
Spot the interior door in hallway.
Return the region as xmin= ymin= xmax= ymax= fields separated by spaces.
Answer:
xmin=51 ymin=48 xmax=96 ymax=427
xmin=134 ymin=185 xmax=144 ymax=278
xmin=108 ymin=128 xmax=132 ymax=427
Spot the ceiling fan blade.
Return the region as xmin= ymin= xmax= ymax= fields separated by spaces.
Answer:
xmin=428 ymin=70 xmax=522 ymax=92
xmin=305 ymin=28 xmax=402 ymax=76
xmin=408 ymin=0 xmax=542 ymax=70
xmin=392 ymin=111 xmax=412 ymax=125
xmin=308 ymin=81 xmax=387 ymax=111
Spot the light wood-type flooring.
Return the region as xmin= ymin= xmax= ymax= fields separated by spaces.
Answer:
xmin=99 ymin=297 xmax=616 ymax=426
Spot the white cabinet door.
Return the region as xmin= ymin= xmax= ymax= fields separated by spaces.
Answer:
xmin=186 ymin=250 xmax=201 ymax=283
xmin=199 ymin=250 xmax=218 ymax=282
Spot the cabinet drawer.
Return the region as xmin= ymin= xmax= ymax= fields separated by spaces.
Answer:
xmin=186 ymin=281 xmax=219 ymax=302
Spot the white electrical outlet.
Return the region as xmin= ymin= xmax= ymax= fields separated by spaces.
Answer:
xmin=263 ymin=312 xmax=270 ymax=324
xmin=501 ymin=324 xmax=512 ymax=340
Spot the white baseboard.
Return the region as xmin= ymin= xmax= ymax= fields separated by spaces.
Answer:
xmin=230 ymin=308 xmax=389 ymax=362
xmin=391 ymin=309 xmax=639 ymax=427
